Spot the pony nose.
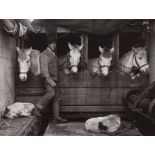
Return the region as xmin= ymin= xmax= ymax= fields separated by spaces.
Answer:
xmin=71 ymin=67 xmax=78 ymax=73
xmin=101 ymin=68 xmax=109 ymax=76
xmin=141 ymin=64 xmax=149 ymax=73
xmin=103 ymin=72 xmax=108 ymax=76
xmin=19 ymin=74 xmax=27 ymax=81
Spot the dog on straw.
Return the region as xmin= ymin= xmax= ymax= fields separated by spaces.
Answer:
xmin=4 ymin=102 xmax=35 ymax=119
xmin=85 ymin=114 xmax=121 ymax=134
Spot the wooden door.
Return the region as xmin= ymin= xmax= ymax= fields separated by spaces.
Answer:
xmin=85 ymin=34 xmax=124 ymax=113
xmin=57 ymin=33 xmax=87 ymax=112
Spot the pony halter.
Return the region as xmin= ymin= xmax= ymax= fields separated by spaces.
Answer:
xmin=118 ymin=49 xmax=148 ymax=76
xmin=19 ymin=71 xmax=28 ymax=74
xmin=133 ymin=51 xmax=148 ymax=70
xmin=98 ymin=58 xmax=111 ymax=71
xmin=66 ymin=54 xmax=80 ymax=69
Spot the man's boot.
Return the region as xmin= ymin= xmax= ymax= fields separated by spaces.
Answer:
xmin=52 ymin=100 xmax=67 ymax=124
xmin=31 ymin=106 xmax=42 ymax=117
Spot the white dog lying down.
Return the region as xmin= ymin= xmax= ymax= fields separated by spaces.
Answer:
xmin=4 ymin=102 xmax=35 ymax=119
xmin=85 ymin=114 xmax=121 ymax=134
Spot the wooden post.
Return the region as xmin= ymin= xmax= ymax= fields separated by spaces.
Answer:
xmin=82 ymin=34 xmax=88 ymax=63
xmin=112 ymin=32 xmax=119 ymax=64
xmin=149 ymin=21 xmax=155 ymax=83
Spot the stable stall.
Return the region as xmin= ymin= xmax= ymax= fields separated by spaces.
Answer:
xmin=22 ymin=20 xmax=149 ymax=117
xmin=0 ymin=19 xmax=154 ymax=135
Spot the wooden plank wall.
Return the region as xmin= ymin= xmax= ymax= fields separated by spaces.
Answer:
xmin=150 ymin=21 xmax=155 ymax=83
xmin=15 ymin=72 xmax=44 ymax=104
xmin=0 ymin=28 xmax=16 ymax=116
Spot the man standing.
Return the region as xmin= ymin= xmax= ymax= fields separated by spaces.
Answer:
xmin=33 ymin=40 xmax=67 ymax=123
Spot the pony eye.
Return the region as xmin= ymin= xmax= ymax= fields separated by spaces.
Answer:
xmin=26 ymin=60 xmax=29 ymax=63
xmin=139 ymin=57 xmax=142 ymax=60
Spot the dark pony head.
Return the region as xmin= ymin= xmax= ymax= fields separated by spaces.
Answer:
xmin=98 ymin=46 xmax=114 ymax=76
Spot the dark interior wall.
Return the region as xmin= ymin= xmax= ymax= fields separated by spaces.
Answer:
xmin=88 ymin=34 xmax=112 ymax=58
xmin=23 ymin=32 xmax=145 ymax=59
xmin=24 ymin=33 xmax=82 ymax=56
xmin=57 ymin=33 xmax=81 ymax=57
xmin=119 ymin=32 xmax=145 ymax=58
xmin=86 ymin=32 xmax=145 ymax=59
xmin=24 ymin=33 xmax=48 ymax=52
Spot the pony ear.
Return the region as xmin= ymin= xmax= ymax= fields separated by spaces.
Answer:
xmin=110 ymin=47 xmax=114 ymax=53
xmin=16 ymin=47 xmax=21 ymax=55
xmin=132 ymin=47 xmax=136 ymax=51
xmin=132 ymin=46 xmax=135 ymax=50
xmin=143 ymin=46 xmax=147 ymax=50
xmin=132 ymin=47 xmax=138 ymax=53
xmin=68 ymin=42 xmax=73 ymax=50
xmin=99 ymin=46 xmax=104 ymax=53
xmin=79 ymin=44 xmax=84 ymax=51
xmin=26 ymin=47 xmax=32 ymax=56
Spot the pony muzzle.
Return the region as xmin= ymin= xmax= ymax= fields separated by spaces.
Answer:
xmin=140 ymin=64 xmax=149 ymax=73
xmin=71 ymin=66 xmax=78 ymax=73
xmin=101 ymin=67 xmax=109 ymax=76
xmin=19 ymin=73 xmax=27 ymax=81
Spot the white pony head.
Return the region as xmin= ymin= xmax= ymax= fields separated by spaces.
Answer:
xmin=16 ymin=47 xmax=32 ymax=81
xmin=132 ymin=47 xmax=149 ymax=73
xmin=68 ymin=42 xmax=84 ymax=74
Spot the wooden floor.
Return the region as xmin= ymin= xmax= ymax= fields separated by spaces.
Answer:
xmin=0 ymin=116 xmax=45 ymax=136
xmin=44 ymin=121 xmax=142 ymax=136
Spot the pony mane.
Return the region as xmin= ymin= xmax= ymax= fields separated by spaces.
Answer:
xmin=101 ymin=47 xmax=112 ymax=58
xmin=72 ymin=44 xmax=80 ymax=49
xmin=18 ymin=48 xmax=28 ymax=60
xmin=30 ymin=50 xmax=41 ymax=75
xmin=136 ymin=47 xmax=147 ymax=55
xmin=120 ymin=50 xmax=133 ymax=61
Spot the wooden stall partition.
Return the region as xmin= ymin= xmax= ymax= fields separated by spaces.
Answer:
xmin=150 ymin=21 xmax=155 ymax=83
xmin=58 ymin=34 xmax=87 ymax=111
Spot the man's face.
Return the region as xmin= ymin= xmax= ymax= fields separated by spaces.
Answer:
xmin=49 ymin=42 xmax=56 ymax=51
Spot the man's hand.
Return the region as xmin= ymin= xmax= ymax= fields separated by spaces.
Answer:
xmin=46 ymin=77 xmax=56 ymax=87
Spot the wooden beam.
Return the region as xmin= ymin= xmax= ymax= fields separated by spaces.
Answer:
xmin=57 ymin=27 xmax=71 ymax=33
xmin=112 ymin=32 xmax=119 ymax=64
xmin=149 ymin=21 xmax=155 ymax=83
xmin=82 ymin=34 xmax=88 ymax=63
xmin=60 ymin=105 xmax=128 ymax=112
xmin=120 ymin=26 xmax=143 ymax=33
